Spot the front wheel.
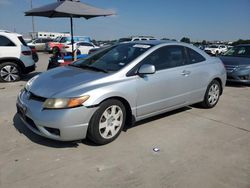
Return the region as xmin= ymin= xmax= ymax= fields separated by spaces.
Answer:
xmin=87 ymin=99 xmax=126 ymax=145
xmin=201 ymin=80 xmax=221 ymax=108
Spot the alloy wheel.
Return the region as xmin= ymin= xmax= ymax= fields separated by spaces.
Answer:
xmin=208 ymin=83 xmax=220 ymax=106
xmin=99 ymin=105 xmax=123 ymax=139
xmin=0 ymin=65 xmax=20 ymax=82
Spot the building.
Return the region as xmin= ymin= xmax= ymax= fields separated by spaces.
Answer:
xmin=29 ymin=31 xmax=70 ymax=39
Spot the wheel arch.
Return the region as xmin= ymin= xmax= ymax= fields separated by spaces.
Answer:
xmin=97 ymin=96 xmax=134 ymax=127
xmin=0 ymin=57 xmax=25 ymax=73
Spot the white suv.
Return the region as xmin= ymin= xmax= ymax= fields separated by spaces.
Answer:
xmin=0 ymin=30 xmax=35 ymax=82
xmin=204 ymin=45 xmax=228 ymax=56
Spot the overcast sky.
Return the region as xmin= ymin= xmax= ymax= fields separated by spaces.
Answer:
xmin=0 ymin=0 xmax=250 ymax=41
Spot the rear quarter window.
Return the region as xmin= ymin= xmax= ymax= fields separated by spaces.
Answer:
xmin=0 ymin=35 xmax=16 ymax=46
xmin=186 ymin=47 xmax=205 ymax=64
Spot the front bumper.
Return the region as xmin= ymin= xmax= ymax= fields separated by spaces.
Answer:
xmin=16 ymin=89 xmax=98 ymax=141
xmin=226 ymin=69 xmax=250 ymax=84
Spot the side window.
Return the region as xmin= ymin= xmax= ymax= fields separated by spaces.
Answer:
xmin=141 ymin=45 xmax=186 ymax=71
xmin=186 ymin=47 xmax=205 ymax=64
xmin=0 ymin=36 xmax=16 ymax=46
xmin=60 ymin=37 xmax=67 ymax=43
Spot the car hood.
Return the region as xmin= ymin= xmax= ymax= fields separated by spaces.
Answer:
xmin=29 ymin=66 xmax=109 ymax=98
xmin=219 ymin=56 xmax=250 ymax=66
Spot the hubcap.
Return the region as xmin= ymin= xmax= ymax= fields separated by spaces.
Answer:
xmin=99 ymin=105 xmax=123 ymax=139
xmin=208 ymin=83 xmax=220 ymax=105
xmin=0 ymin=65 xmax=19 ymax=82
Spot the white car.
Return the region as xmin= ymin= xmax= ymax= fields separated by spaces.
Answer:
xmin=204 ymin=45 xmax=228 ymax=55
xmin=63 ymin=42 xmax=99 ymax=55
xmin=0 ymin=30 xmax=35 ymax=82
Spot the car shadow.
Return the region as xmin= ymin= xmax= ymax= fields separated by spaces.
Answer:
xmin=13 ymin=114 xmax=80 ymax=148
xmin=13 ymin=106 xmax=192 ymax=147
xmin=123 ymin=106 xmax=192 ymax=131
xmin=22 ymin=72 xmax=42 ymax=81
xmin=226 ymin=82 xmax=249 ymax=88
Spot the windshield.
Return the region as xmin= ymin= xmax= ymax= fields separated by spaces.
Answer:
xmin=72 ymin=43 xmax=153 ymax=72
xmin=222 ymin=46 xmax=250 ymax=58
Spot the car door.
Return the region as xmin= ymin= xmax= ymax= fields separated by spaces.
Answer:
xmin=0 ymin=35 xmax=17 ymax=58
xmin=183 ymin=47 xmax=211 ymax=103
xmin=135 ymin=45 xmax=192 ymax=117
xmin=34 ymin=39 xmax=43 ymax=51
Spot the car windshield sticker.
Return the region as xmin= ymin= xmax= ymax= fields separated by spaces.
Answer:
xmin=133 ymin=44 xmax=151 ymax=49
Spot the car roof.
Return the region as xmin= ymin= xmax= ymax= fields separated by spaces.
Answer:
xmin=0 ymin=30 xmax=21 ymax=37
xmin=124 ymin=40 xmax=175 ymax=46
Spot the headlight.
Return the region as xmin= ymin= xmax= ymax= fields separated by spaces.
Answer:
xmin=43 ymin=95 xmax=90 ymax=109
xmin=26 ymin=75 xmax=39 ymax=91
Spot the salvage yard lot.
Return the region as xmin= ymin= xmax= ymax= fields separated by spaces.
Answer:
xmin=0 ymin=53 xmax=249 ymax=188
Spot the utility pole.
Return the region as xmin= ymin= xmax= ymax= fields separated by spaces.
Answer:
xmin=30 ymin=0 xmax=35 ymax=35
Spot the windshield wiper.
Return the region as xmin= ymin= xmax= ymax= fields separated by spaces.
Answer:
xmin=71 ymin=64 xmax=108 ymax=73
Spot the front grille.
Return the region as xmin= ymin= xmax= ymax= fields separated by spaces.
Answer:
xmin=225 ymin=65 xmax=238 ymax=72
xmin=239 ymin=75 xmax=250 ymax=80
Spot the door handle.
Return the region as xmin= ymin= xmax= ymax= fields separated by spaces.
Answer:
xmin=181 ymin=70 xmax=191 ymax=76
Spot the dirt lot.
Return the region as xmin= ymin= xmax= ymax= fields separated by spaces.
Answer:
xmin=0 ymin=53 xmax=249 ymax=188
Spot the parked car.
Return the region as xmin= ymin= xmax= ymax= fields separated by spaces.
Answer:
xmin=118 ymin=36 xmax=157 ymax=43
xmin=219 ymin=44 xmax=250 ymax=84
xmin=63 ymin=42 xmax=99 ymax=55
xmin=27 ymin=38 xmax=53 ymax=51
xmin=45 ymin=36 xmax=91 ymax=53
xmin=205 ymin=45 xmax=228 ymax=56
xmin=17 ymin=41 xmax=226 ymax=144
xmin=0 ymin=30 xmax=35 ymax=82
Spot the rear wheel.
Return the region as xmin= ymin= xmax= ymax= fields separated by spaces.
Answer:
xmin=87 ymin=99 xmax=126 ymax=145
xmin=201 ymin=80 xmax=221 ymax=108
xmin=0 ymin=62 xmax=21 ymax=82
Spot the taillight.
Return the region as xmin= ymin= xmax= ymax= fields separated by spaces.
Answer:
xmin=64 ymin=46 xmax=69 ymax=48
xmin=22 ymin=51 xmax=32 ymax=56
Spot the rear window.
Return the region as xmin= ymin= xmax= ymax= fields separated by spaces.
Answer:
xmin=18 ymin=36 xmax=28 ymax=46
xmin=0 ymin=35 xmax=16 ymax=46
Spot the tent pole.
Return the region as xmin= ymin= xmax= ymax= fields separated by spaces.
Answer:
xmin=70 ymin=16 xmax=74 ymax=61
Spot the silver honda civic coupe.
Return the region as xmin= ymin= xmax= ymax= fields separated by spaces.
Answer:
xmin=16 ymin=41 xmax=226 ymax=145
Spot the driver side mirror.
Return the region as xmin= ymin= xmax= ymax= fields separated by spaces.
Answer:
xmin=138 ymin=64 xmax=156 ymax=75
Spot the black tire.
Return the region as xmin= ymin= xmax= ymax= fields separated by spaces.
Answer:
xmin=201 ymin=80 xmax=221 ymax=108
xmin=0 ymin=62 xmax=21 ymax=82
xmin=52 ymin=47 xmax=60 ymax=53
xmin=87 ymin=99 xmax=126 ymax=145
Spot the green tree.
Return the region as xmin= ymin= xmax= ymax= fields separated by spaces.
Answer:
xmin=232 ymin=39 xmax=250 ymax=46
xmin=202 ymin=40 xmax=207 ymax=45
